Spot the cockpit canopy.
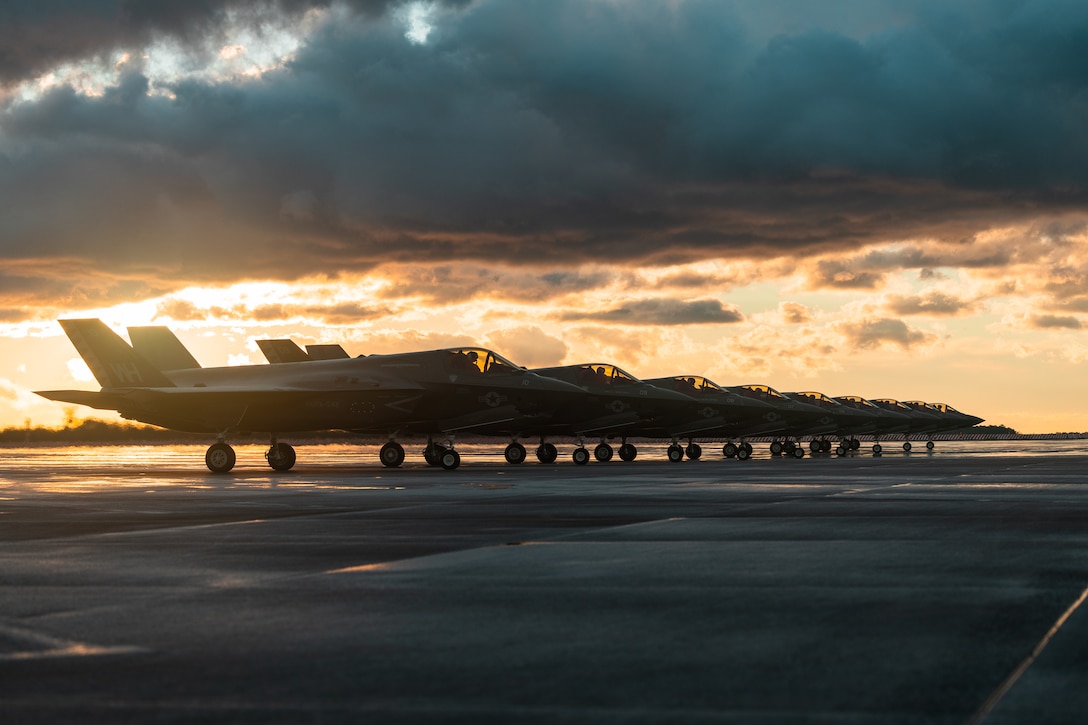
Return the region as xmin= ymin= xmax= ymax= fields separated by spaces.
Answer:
xmin=797 ymin=391 xmax=837 ymax=405
xmin=577 ymin=364 xmax=639 ymax=386
xmin=670 ymin=376 xmax=724 ymax=394
xmin=928 ymin=402 xmax=962 ymax=414
xmin=739 ymin=384 xmax=787 ymax=400
xmin=838 ymin=395 xmax=880 ymax=410
xmin=874 ymin=398 xmax=912 ymax=412
xmin=444 ymin=348 xmax=522 ymax=375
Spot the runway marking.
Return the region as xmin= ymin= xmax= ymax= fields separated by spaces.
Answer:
xmin=968 ymin=583 xmax=1088 ymax=724
xmin=0 ymin=622 xmax=146 ymax=661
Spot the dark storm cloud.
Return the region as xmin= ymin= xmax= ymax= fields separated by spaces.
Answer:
xmin=4 ymin=0 xmax=1088 ymax=311
xmin=0 ymin=1 xmax=471 ymax=85
xmin=560 ymin=299 xmax=744 ymax=326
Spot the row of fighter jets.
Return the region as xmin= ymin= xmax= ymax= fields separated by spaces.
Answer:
xmin=37 ymin=319 xmax=984 ymax=472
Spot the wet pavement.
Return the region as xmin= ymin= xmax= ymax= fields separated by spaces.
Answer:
xmin=1 ymin=443 xmax=1087 ymax=723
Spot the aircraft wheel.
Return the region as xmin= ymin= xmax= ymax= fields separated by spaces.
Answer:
xmin=686 ymin=443 xmax=702 ymax=460
xmin=836 ymin=445 xmax=847 ymax=457
xmin=809 ymin=440 xmax=821 ymax=453
xmin=873 ymin=443 xmax=883 ymax=454
xmin=536 ymin=442 xmax=558 ymax=464
xmin=266 ymin=442 xmax=296 ymax=471
xmin=926 ymin=441 xmax=935 ymax=450
xmin=742 ymin=442 xmax=753 ymax=456
xmin=594 ymin=443 xmax=614 ymax=462
xmin=504 ymin=442 xmax=527 ymax=464
xmin=722 ymin=442 xmax=738 ymax=458
xmin=424 ymin=443 xmax=445 ymax=466
xmin=667 ymin=444 xmax=684 ymax=462
xmin=821 ymin=439 xmax=832 ymax=453
xmin=903 ymin=441 xmax=912 ymax=452
xmin=572 ymin=447 xmax=590 ymax=465
xmin=206 ymin=443 xmax=236 ymax=473
xmin=737 ymin=445 xmax=751 ymax=461
xmin=618 ymin=443 xmax=637 ymax=461
xmin=851 ymin=438 xmax=861 ymax=450
xmin=380 ymin=441 xmax=406 ymax=467
xmin=440 ymin=449 xmax=461 ymax=470
xmin=770 ymin=440 xmax=784 ymax=456
xmin=785 ymin=440 xmax=797 ymax=455
xmin=792 ymin=446 xmax=805 ymax=459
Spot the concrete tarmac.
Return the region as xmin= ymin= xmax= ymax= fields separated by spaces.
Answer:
xmin=1 ymin=443 xmax=1088 ymax=723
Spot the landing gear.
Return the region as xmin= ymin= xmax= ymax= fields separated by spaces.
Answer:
xmin=266 ymin=441 xmax=296 ymax=471
xmin=618 ymin=442 xmax=638 ymax=461
xmin=572 ymin=447 xmax=590 ymax=465
xmin=872 ymin=443 xmax=883 ymax=454
xmin=379 ymin=441 xmax=406 ymax=468
xmin=504 ymin=442 xmax=527 ymax=464
xmin=685 ymin=442 xmax=702 ymax=460
xmin=770 ymin=440 xmax=784 ymax=456
xmin=903 ymin=441 xmax=913 ymax=452
xmin=926 ymin=440 xmax=935 ymax=450
xmin=439 ymin=448 xmax=461 ymax=470
xmin=792 ymin=446 xmax=805 ymax=459
xmin=205 ymin=442 xmax=236 ymax=473
xmin=723 ymin=442 xmax=738 ymax=458
xmin=594 ymin=442 xmax=614 ymax=462
xmin=536 ymin=442 xmax=558 ymax=464
xmin=667 ymin=443 xmax=684 ymax=462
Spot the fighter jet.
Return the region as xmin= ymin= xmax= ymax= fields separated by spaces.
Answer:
xmin=899 ymin=401 xmax=985 ymax=449
xmin=785 ymin=391 xmax=884 ymax=455
xmin=37 ymin=319 xmax=586 ymax=472
xmin=834 ymin=395 xmax=914 ymax=453
xmin=727 ymin=385 xmax=837 ymax=458
xmin=530 ymin=363 xmax=699 ymax=463
xmin=641 ymin=376 xmax=785 ymax=460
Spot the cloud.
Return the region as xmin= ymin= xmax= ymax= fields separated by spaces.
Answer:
xmin=1029 ymin=313 xmax=1082 ymax=330
xmin=483 ymin=326 xmax=568 ymax=367
xmin=780 ymin=301 xmax=813 ymax=324
xmin=4 ymin=0 xmax=1088 ymax=313
xmin=837 ymin=318 xmax=937 ymax=350
xmin=559 ymin=298 xmax=744 ymax=326
xmin=885 ymin=291 xmax=976 ymax=316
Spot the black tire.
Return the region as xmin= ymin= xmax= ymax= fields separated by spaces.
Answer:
xmin=686 ymin=443 xmax=702 ymax=460
xmin=206 ymin=443 xmax=236 ymax=473
xmin=380 ymin=441 xmax=406 ymax=467
xmin=723 ymin=442 xmax=738 ymax=458
xmin=737 ymin=446 xmax=751 ymax=461
xmin=505 ymin=442 xmax=527 ymax=464
xmin=792 ymin=446 xmax=805 ymax=459
xmin=572 ymin=447 xmax=590 ymax=465
xmin=809 ymin=440 xmax=821 ymax=453
xmin=594 ymin=443 xmax=614 ymax=462
xmin=618 ymin=443 xmax=637 ymax=461
xmin=266 ymin=442 xmax=296 ymax=471
xmin=536 ymin=442 xmax=558 ymax=464
xmin=769 ymin=440 xmax=783 ymax=456
xmin=667 ymin=444 xmax=684 ymax=462
xmin=873 ymin=443 xmax=883 ymax=454
xmin=440 ymin=449 xmax=461 ymax=470
xmin=926 ymin=441 xmax=935 ymax=450
xmin=903 ymin=441 xmax=912 ymax=452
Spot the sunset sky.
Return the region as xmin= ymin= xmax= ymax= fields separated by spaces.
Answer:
xmin=2 ymin=0 xmax=1088 ymax=433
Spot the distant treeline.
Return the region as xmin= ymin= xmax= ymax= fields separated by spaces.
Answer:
xmin=0 ymin=419 xmax=1020 ymax=445
xmin=0 ymin=419 xmax=359 ymax=445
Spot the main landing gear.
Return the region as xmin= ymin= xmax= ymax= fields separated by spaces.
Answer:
xmin=204 ymin=436 xmax=298 ymax=473
xmin=722 ymin=441 xmax=753 ymax=460
xmin=422 ymin=438 xmax=461 ymax=470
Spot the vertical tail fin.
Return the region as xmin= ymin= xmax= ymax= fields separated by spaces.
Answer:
xmin=128 ymin=326 xmax=202 ymax=371
xmin=256 ymin=339 xmax=312 ymax=364
xmin=306 ymin=344 xmax=351 ymax=360
xmin=59 ymin=319 xmax=176 ymax=388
